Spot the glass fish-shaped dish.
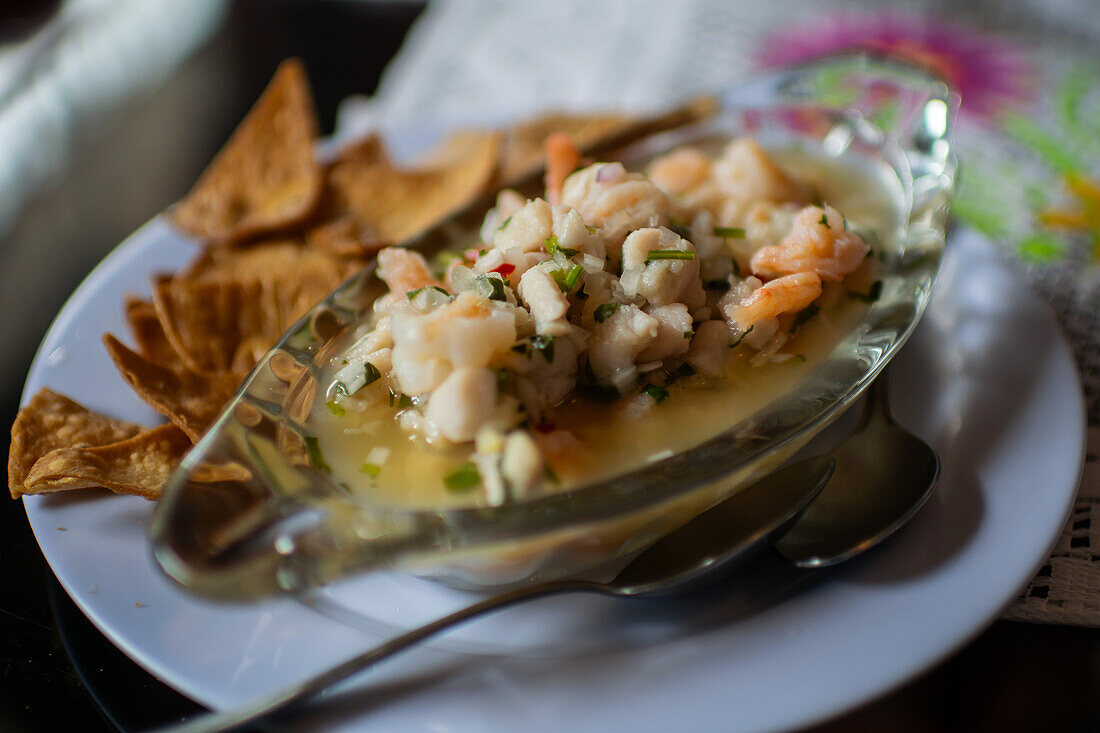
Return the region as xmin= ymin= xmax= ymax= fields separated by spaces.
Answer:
xmin=152 ymin=54 xmax=957 ymax=600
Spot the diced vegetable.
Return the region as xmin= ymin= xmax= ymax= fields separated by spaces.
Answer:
xmin=551 ymin=264 xmax=583 ymax=292
xmin=594 ymin=302 xmax=620 ymax=323
xmin=303 ymin=436 xmax=330 ymax=473
xmin=729 ymin=325 xmax=753 ymax=348
xmin=646 ymin=249 xmax=695 ymax=261
xmin=443 ymin=462 xmax=481 ymax=492
xmin=848 ymin=280 xmax=883 ymax=303
xmin=544 ymin=235 xmax=579 ymax=258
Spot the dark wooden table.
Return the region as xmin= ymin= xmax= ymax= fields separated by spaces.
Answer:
xmin=0 ymin=2 xmax=1097 ymax=730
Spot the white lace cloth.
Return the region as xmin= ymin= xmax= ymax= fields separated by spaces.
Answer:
xmin=338 ymin=0 xmax=1100 ymax=626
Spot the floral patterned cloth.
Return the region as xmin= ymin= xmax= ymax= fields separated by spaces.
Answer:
xmin=339 ymin=0 xmax=1100 ymax=625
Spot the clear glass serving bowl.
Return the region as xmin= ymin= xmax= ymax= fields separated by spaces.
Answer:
xmin=152 ymin=54 xmax=957 ymax=600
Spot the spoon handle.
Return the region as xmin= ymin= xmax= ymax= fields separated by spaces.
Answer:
xmin=153 ymin=580 xmax=591 ymax=733
xmin=868 ymin=369 xmax=895 ymax=425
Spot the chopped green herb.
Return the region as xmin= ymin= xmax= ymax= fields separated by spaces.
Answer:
xmin=530 ymin=335 xmax=556 ymax=363
xmin=303 ymin=436 xmax=330 ymax=473
xmin=729 ymin=325 xmax=753 ymax=348
xmin=731 ymin=258 xmax=741 ymax=277
xmin=818 ymin=213 xmax=829 ymax=227
xmin=551 ymin=264 xmax=583 ymax=292
xmin=585 ymin=225 xmax=600 ymax=234
xmin=477 ymin=248 xmax=489 ymax=258
xmin=325 ymin=400 xmax=345 ymax=417
xmin=443 ymin=462 xmax=481 ymax=493
xmin=646 ymin=249 xmax=695 ymax=261
xmin=641 ymin=384 xmax=669 ymax=404
xmin=544 ymin=235 xmax=580 ymax=258
xmin=498 ymin=215 xmax=512 ymax=230
xmin=669 ymin=362 xmax=696 ymax=381
xmin=434 ymin=250 xmax=462 ymax=271
xmin=562 ymin=264 xmax=583 ymax=290
xmin=398 ymin=393 xmax=414 ymax=408
xmin=360 ymin=463 xmax=382 ymax=478
xmin=332 ymin=381 xmax=349 ymax=396
xmin=388 ymin=390 xmax=395 ymax=407
xmin=789 ymin=304 xmax=820 ymax=334
xmin=406 ymin=285 xmax=450 ymax=300
xmin=713 ymin=226 xmax=746 ymax=238
xmin=792 ymin=354 xmax=808 ymax=364
xmin=363 ymin=362 xmax=382 ymax=386
xmin=848 ymin=280 xmax=883 ymax=303
xmin=485 ymin=275 xmax=507 ymax=300
xmin=683 ymin=330 xmax=694 ymax=340
xmin=340 ymin=359 xmax=348 ymax=366
xmin=594 ymin=302 xmax=620 ymax=323
xmin=470 ymin=273 xmax=507 ymax=301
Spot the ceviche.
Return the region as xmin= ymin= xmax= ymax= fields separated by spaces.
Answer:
xmin=312 ymin=136 xmax=888 ymax=508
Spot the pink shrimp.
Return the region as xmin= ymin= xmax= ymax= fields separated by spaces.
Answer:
xmin=544 ymin=132 xmax=580 ymax=206
xmin=646 ymin=147 xmax=713 ymax=197
xmin=721 ymin=272 xmax=822 ymax=332
xmin=750 ymin=205 xmax=870 ymax=282
xmin=376 ymin=246 xmax=440 ymax=295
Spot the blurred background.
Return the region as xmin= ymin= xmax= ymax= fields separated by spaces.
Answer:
xmin=0 ymin=0 xmax=1097 ymax=730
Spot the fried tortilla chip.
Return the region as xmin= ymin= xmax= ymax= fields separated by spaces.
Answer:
xmin=182 ymin=239 xmax=363 ymax=286
xmin=125 ymin=297 xmax=180 ymax=366
xmin=9 ymin=388 xmax=145 ymax=498
xmin=304 ymin=216 xmax=384 ymax=259
xmin=170 ymin=59 xmax=323 ymax=244
xmin=168 ymin=241 xmax=364 ymax=374
xmin=103 ymin=334 xmax=241 ymax=442
xmin=499 ymin=98 xmax=720 ymax=183
xmin=152 ymin=278 xmax=278 ymax=374
xmin=20 ymin=423 xmax=192 ymax=500
xmin=329 ymin=129 xmax=501 ymax=244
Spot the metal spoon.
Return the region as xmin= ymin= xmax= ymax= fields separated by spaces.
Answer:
xmin=771 ymin=371 xmax=940 ymax=567
xmin=154 ymin=455 xmax=834 ymax=733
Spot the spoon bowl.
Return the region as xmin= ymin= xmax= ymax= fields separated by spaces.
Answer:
xmin=771 ymin=371 xmax=940 ymax=567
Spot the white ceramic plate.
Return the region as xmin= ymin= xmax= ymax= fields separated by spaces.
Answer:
xmin=21 ymin=221 xmax=1084 ymax=732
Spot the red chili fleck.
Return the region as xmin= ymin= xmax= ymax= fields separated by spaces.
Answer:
xmin=533 ymin=421 xmax=556 ymax=434
xmin=490 ymin=263 xmax=516 ymax=276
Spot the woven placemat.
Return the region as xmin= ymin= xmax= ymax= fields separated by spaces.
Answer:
xmin=339 ymin=0 xmax=1100 ymax=625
